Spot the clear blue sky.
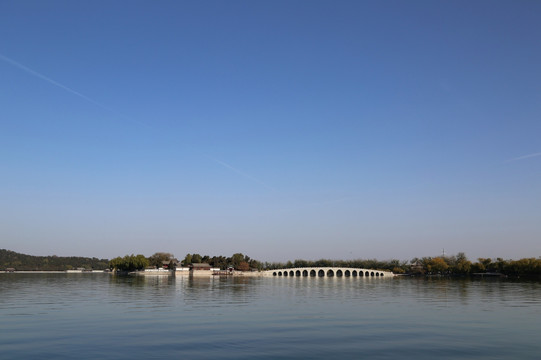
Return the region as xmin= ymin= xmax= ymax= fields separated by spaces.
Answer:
xmin=1 ymin=1 xmax=540 ymax=262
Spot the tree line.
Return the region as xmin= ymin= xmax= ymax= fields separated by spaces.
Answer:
xmin=182 ymin=253 xmax=262 ymax=271
xmin=4 ymin=248 xmax=540 ymax=277
xmin=407 ymin=253 xmax=541 ymax=277
xmin=109 ymin=252 xmax=263 ymax=272
xmin=109 ymin=251 xmax=541 ymax=277
xmin=265 ymin=252 xmax=541 ymax=277
xmin=0 ymin=249 xmax=109 ymax=271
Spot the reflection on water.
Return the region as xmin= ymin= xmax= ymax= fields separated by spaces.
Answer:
xmin=1 ymin=274 xmax=540 ymax=359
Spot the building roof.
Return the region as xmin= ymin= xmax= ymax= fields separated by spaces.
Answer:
xmin=191 ymin=263 xmax=211 ymax=269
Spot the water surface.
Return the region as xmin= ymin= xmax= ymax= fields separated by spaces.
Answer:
xmin=1 ymin=274 xmax=540 ymax=359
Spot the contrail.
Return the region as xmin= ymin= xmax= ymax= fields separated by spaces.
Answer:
xmin=506 ymin=152 xmax=541 ymax=163
xmin=205 ymin=155 xmax=278 ymax=193
xmin=0 ymin=53 xmax=114 ymax=113
xmin=1 ymin=53 xmax=276 ymax=192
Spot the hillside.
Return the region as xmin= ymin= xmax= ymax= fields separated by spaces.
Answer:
xmin=0 ymin=249 xmax=109 ymax=271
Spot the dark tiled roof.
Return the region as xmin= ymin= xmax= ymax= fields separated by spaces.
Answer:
xmin=191 ymin=263 xmax=211 ymax=268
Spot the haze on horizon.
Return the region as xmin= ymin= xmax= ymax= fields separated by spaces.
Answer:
xmin=1 ymin=1 xmax=540 ymax=263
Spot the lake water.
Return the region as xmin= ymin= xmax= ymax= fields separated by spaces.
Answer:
xmin=1 ymin=273 xmax=540 ymax=359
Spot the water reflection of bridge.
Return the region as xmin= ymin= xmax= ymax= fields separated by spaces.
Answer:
xmin=263 ymin=267 xmax=393 ymax=278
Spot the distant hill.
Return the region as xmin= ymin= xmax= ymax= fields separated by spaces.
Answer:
xmin=0 ymin=249 xmax=109 ymax=271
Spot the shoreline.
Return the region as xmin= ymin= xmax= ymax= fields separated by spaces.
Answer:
xmin=3 ymin=270 xmax=108 ymax=274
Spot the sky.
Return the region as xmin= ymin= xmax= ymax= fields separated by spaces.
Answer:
xmin=1 ymin=1 xmax=540 ymax=262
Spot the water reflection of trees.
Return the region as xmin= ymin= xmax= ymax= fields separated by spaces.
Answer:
xmin=106 ymin=274 xmax=541 ymax=312
xmin=406 ymin=277 xmax=541 ymax=308
xmin=178 ymin=276 xmax=261 ymax=308
xmin=108 ymin=274 xmax=177 ymax=308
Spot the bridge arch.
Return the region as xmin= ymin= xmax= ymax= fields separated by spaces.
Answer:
xmin=327 ymin=269 xmax=334 ymax=277
xmin=265 ymin=267 xmax=392 ymax=278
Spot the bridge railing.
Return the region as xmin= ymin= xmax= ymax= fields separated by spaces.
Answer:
xmin=263 ymin=267 xmax=393 ymax=278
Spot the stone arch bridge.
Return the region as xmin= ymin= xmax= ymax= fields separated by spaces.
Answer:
xmin=262 ymin=267 xmax=394 ymax=278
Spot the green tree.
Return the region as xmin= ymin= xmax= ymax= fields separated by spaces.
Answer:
xmin=314 ymin=259 xmax=332 ymax=267
xmin=148 ymin=252 xmax=174 ymax=268
xmin=210 ymin=256 xmax=228 ymax=269
xmin=134 ymin=254 xmax=149 ymax=270
xmin=231 ymin=253 xmax=245 ymax=268
xmin=183 ymin=254 xmax=192 ymax=265
xmin=472 ymin=258 xmax=493 ymax=273
xmin=110 ymin=254 xmax=148 ymax=271
xmin=429 ymin=257 xmax=449 ymax=273
xmin=455 ymin=258 xmax=472 ymax=274
xmin=494 ymin=258 xmax=507 ymax=273
xmin=249 ymin=259 xmax=263 ymax=271
xmin=479 ymin=258 xmax=493 ymax=271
